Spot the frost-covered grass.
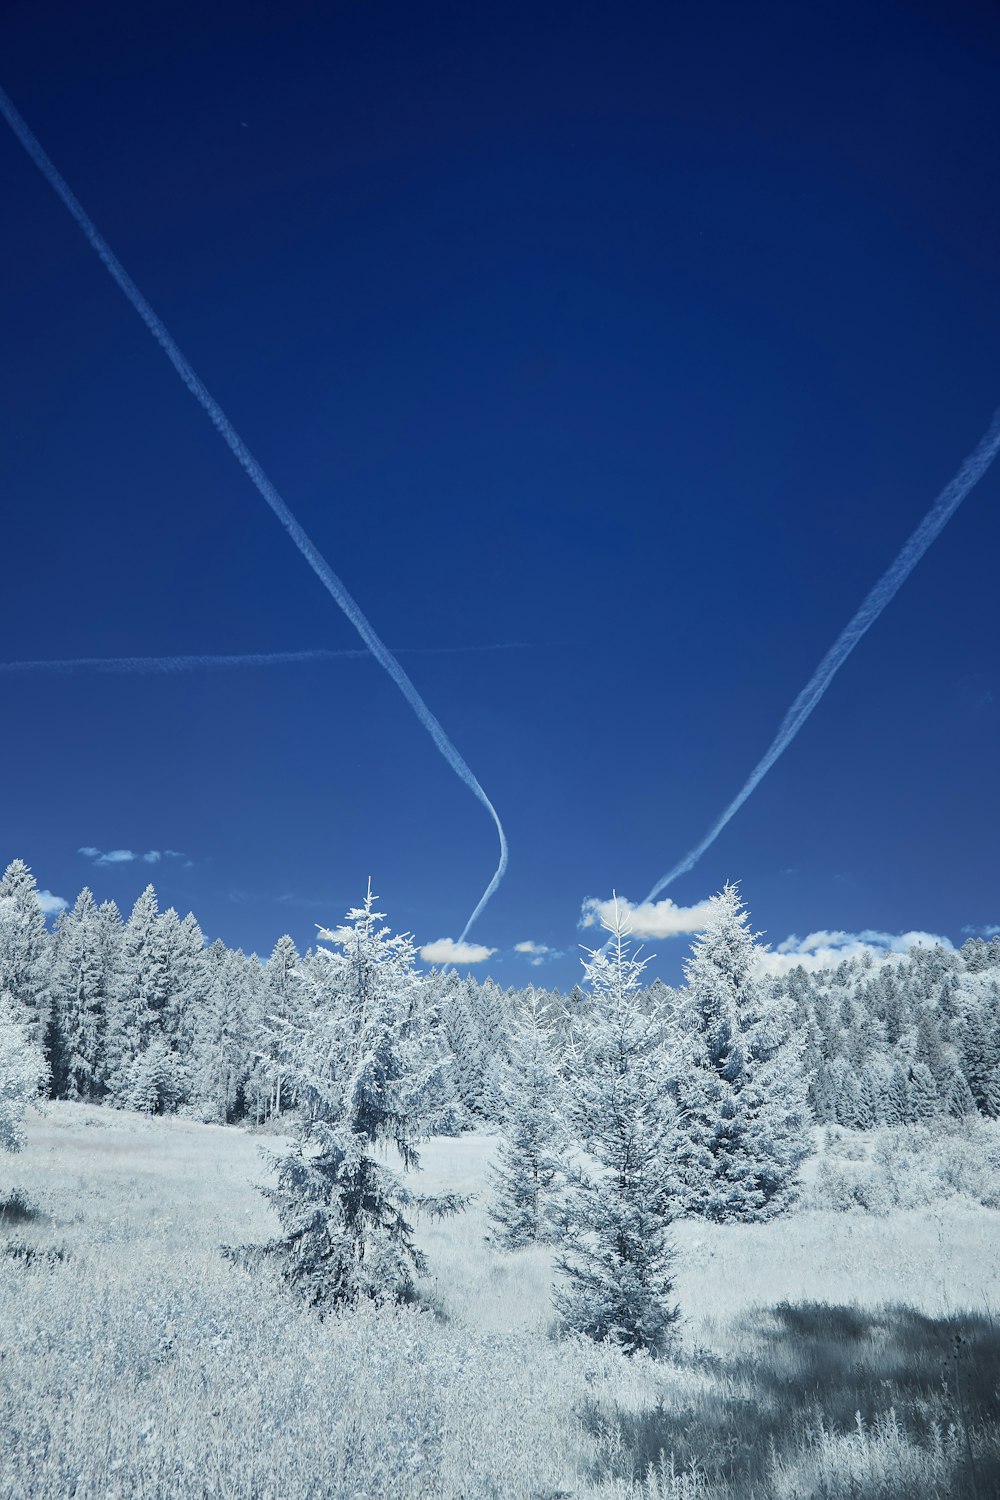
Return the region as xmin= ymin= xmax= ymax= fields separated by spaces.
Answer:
xmin=1 ymin=1104 xmax=999 ymax=1498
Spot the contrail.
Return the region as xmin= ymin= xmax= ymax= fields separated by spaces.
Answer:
xmin=642 ymin=405 xmax=1000 ymax=905
xmin=0 ymin=643 xmax=527 ymax=676
xmin=0 ymin=84 xmax=507 ymax=938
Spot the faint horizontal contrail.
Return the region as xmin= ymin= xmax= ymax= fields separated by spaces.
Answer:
xmin=0 ymin=643 xmax=527 ymax=676
xmin=642 ymin=406 xmax=1000 ymax=904
xmin=0 ymin=84 xmax=508 ymax=937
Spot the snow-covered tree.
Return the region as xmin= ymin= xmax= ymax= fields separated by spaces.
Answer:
xmin=0 ymin=860 xmax=51 ymax=1054
xmin=553 ymin=901 xmax=680 ymax=1355
xmin=670 ymin=883 xmax=811 ymax=1221
xmin=486 ymin=992 xmax=565 ymax=1248
xmin=103 ymin=886 xmax=165 ymax=1105
xmin=0 ymin=991 xmax=47 ymax=1151
xmin=190 ymin=943 xmax=259 ymax=1123
xmin=254 ymin=935 xmax=306 ymax=1119
xmin=246 ymin=884 xmax=464 ymax=1309
xmin=48 ymin=888 xmax=107 ymax=1100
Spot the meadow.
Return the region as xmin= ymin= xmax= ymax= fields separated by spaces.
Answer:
xmin=1 ymin=1104 xmax=999 ymax=1499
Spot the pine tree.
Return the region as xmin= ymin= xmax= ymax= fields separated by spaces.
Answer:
xmin=255 ymin=935 xmax=305 ymax=1119
xmin=48 ymin=888 xmax=107 ymax=1099
xmin=486 ymin=993 xmax=565 ymax=1248
xmin=190 ymin=943 xmax=256 ymax=1123
xmin=104 ymin=886 xmax=165 ymax=1105
xmin=245 ymin=884 xmax=464 ymax=1309
xmin=553 ymin=900 xmax=680 ymax=1356
xmin=0 ymin=860 xmax=52 ymax=1056
xmin=0 ymin=991 xmax=47 ymax=1151
xmin=671 ymin=884 xmax=811 ymax=1221
xmin=984 ymin=1063 xmax=1000 ymax=1119
xmin=908 ymin=1061 xmax=939 ymax=1119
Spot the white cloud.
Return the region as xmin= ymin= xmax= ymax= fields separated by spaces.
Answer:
xmin=95 ymin=849 xmax=136 ymax=866
xmin=79 ymin=846 xmax=187 ymax=868
xmin=514 ymin=940 xmax=562 ymax=967
xmin=962 ymin=924 xmax=1000 ymax=938
xmin=37 ymin=890 xmax=68 ymax=917
xmin=580 ymin=894 xmax=715 ymax=939
xmin=760 ymin=928 xmax=955 ymax=976
xmin=419 ymin=937 xmax=496 ymax=965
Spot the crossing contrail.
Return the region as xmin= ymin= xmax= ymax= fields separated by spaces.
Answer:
xmin=0 ymin=643 xmax=527 ymax=676
xmin=0 ymin=84 xmax=507 ymax=938
xmin=642 ymin=405 xmax=1000 ymax=905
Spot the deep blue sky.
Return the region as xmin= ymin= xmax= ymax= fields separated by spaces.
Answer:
xmin=2 ymin=0 xmax=998 ymax=985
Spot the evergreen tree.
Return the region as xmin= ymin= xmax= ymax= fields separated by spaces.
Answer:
xmin=671 ymin=884 xmax=811 ymax=1221
xmin=190 ymin=943 xmax=256 ymax=1123
xmin=0 ymin=860 xmax=51 ymax=1054
xmin=48 ymin=888 xmax=107 ymax=1099
xmin=908 ymin=1062 xmax=939 ymax=1119
xmin=104 ymin=886 xmax=165 ymax=1105
xmin=245 ymin=884 xmax=464 ymax=1309
xmin=486 ymin=993 xmax=565 ymax=1248
xmin=984 ymin=1063 xmax=1000 ymax=1119
xmin=553 ymin=901 xmax=680 ymax=1356
xmin=0 ymin=991 xmax=47 ymax=1151
xmin=255 ymin=935 xmax=305 ymax=1119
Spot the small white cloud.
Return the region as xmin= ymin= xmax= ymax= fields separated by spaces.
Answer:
xmin=962 ymin=923 xmax=1000 ymax=938
xmin=580 ymin=894 xmax=715 ymax=939
xmin=420 ymin=937 xmax=496 ymax=965
xmin=760 ymin=928 xmax=955 ymax=976
xmin=37 ymin=890 xmax=69 ymax=917
xmin=94 ymin=849 xmax=136 ymax=866
xmin=143 ymin=850 xmax=162 ymax=864
xmin=164 ymin=850 xmax=185 ymax=860
xmin=514 ymin=939 xmax=562 ymax=966
xmin=77 ymin=847 xmax=100 ymax=859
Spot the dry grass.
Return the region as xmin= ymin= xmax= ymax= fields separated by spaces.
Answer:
xmin=0 ymin=1104 xmax=998 ymax=1498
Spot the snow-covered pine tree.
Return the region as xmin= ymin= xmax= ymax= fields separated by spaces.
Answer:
xmin=670 ymin=883 xmax=811 ymax=1221
xmin=553 ymin=900 xmax=680 ymax=1355
xmin=246 ymin=883 xmax=464 ymax=1309
xmin=486 ymin=991 xmax=565 ymax=1249
xmin=907 ymin=1061 xmax=940 ymax=1119
xmin=190 ymin=942 xmax=258 ymax=1123
xmin=255 ymin=935 xmax=305 ymax=1119
xmin=0 ymin=991 xmax=47 ymax=1151
xmin=48 ymin=888 xmax=107 ymax=1100
xmin=103 ymin=886 xmax=165 ymax=1106
xmin=0 ymin=860 xmax=52 ymax=1057
xmin=441 ymin=974 xmax=489 ymax=1117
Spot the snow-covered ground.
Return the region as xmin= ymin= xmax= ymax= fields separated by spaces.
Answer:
xmin=2 ymin=1104 xmax=999 ymax=1499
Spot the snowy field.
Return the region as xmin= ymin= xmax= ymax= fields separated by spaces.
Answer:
xmin=1 ymin=1104 xmax=999 ymax=1499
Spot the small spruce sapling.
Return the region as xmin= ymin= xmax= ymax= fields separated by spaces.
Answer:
xmin=242 ymin=883 xmax=465 ymax=1310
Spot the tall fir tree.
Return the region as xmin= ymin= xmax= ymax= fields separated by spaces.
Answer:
xmin=0 ymin=991 xmax=48 ymax=1151
xmin=48 ymin=888 xmax=107 ymax=1099
xmin=553 ymin=901 xmax=680 ymax=1355
xmin=486 ymin=992 xmax=565 ymax=1248
xmin=104 ymin=886 xmax=164 ymax=1106
xmin=671 ymin=883 xmax=811 ymax=1221
xmin=0 ymin=859 xmax=51 ymax=1057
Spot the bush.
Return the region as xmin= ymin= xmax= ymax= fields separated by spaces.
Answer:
xmin=803 ymin=1118 xmax=1000 ymax=1215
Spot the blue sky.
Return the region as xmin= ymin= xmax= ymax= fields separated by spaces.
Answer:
xmin=2 ymin=0 xmax=998 ymax=986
